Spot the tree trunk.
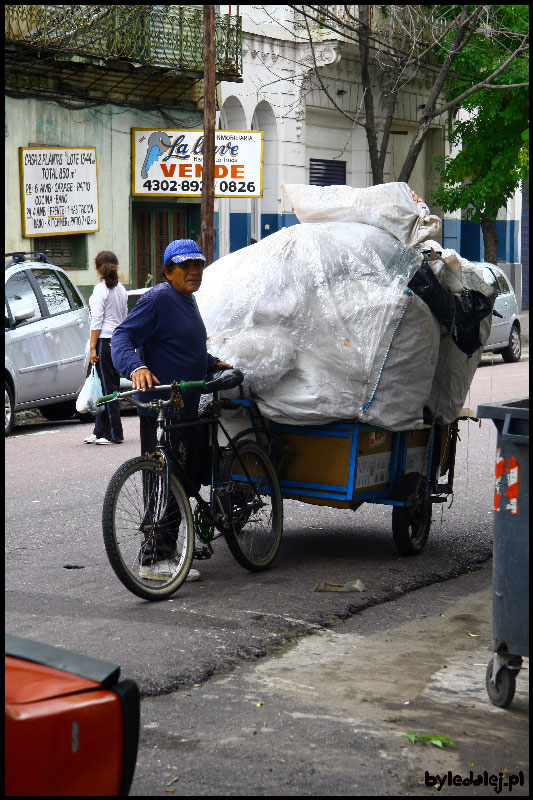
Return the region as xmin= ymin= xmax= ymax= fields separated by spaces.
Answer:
xmin=481 ymin=216 xmax=499 ymax=265
xmin=358 ymin=5 xmax=382 ymax=185
xmin=397 ymin=115 xmax=433 ymax=184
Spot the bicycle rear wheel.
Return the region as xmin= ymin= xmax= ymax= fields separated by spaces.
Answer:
xmin=102 ymin=456 xmax=194 ymax=600
xmin=220 ymin=440 xmax=283 ymax=571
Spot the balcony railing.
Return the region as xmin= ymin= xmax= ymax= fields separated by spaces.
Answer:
xmin=5 ymin=5 xmax=242 ymax=78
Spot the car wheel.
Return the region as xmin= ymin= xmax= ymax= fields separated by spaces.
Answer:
xmin=39 ymin=400 xmax=77 ymax=421
xmin=5 ymin=381 xmax=15 ymax=437
xmin=501 ymin=324 xmax=521 ymax=363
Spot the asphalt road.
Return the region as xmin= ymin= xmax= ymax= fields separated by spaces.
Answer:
xmin=5 ymin=357 xmax=528 ymax=696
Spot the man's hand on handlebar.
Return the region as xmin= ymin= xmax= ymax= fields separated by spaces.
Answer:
xmin=131 ymin=368 xmax=161 ymax=392
xmin=131 ymin=361 xmax=232 ymax=392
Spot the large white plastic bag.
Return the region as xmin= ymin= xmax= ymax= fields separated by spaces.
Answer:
xmin=199 ymin=221 xmax=421 ymax=383
xmin=282 ymin=182 xmax=441 ymax=246
xmin=251 ymin=292 xmax=440 ymax=428
xmin=357 ymin=292 xmax=441 ymax=430
xmin=197 ymin=221 xmax=440 ymax=428
xmin=76 ymin=365 xmax=103 ymax=413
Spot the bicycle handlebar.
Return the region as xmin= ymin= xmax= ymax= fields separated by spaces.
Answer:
xmin=91 ymin=369 xmax=244 ymax=413
xmin=90 ymin=380 xmax=207 ymax=413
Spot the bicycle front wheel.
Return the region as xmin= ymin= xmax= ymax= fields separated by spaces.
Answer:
xmin=102 ymin=456 xmax=195 ymax=600
xmin=220 ymin=440 xmax=283 ymax=571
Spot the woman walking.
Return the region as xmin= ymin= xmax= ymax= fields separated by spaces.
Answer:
xmin=84 ymin=251 xmax=128 ymax=444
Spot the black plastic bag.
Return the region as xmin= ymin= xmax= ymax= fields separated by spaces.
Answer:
xmin=453 ymin=287 xmax=494 ymax=355
xmin=407 ymin=260 xmax=455 ymax=330
xmin=408 ymin=260 xmax=495 ymax=357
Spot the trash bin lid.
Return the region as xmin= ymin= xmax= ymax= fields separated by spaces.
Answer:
xmin=476 ymin=398 xmax=529 ymax=421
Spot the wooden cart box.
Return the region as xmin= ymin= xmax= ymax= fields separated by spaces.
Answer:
xmin=270 ymin=420 xmax=440 ymax=509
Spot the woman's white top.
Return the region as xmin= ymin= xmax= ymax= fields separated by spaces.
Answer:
xmin=89 ymin=281 xmax=128 ymax=338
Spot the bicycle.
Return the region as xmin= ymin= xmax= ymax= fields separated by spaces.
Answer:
xmin=94 ymin=370 xmax=283 ymax=601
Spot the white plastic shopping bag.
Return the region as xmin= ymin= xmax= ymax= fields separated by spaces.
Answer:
xmin=76 ymin=365 xmax=103 ymax=413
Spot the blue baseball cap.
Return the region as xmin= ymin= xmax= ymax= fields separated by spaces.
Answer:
xmin=163 ymin=239 xmax=206 ymax=265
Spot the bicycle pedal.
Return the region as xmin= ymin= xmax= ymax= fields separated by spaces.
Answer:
xmin=214 ymin=481 xmax=234 ymax=496
xmin=193 ymin=546 xmax=213 ymax=560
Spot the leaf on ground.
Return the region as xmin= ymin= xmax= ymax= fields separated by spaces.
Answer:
xmin=403 ymin=732 xmax=458 ymax=749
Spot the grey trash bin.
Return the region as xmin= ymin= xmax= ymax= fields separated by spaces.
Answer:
xmin=476 ymin=398 xmax=529 ymax=708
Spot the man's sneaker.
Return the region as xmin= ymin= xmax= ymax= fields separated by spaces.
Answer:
xmin=84 ymin=434 xmax=97 ymax=444
xmin=139 ymin=560 xmax=201 ymax=582
xmin=95 ymin=438 xmax=115 ymax=445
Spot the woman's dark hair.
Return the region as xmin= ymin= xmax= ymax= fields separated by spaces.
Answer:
xmin=95 ymin=250 xmax=119 ymax=289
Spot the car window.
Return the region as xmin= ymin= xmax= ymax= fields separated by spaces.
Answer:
xmin=32 ymin=269 xmax=72 ymax=315
xmin=5 ymin=272 xmax=43 ymax=322
xmin=496 ymin=272 xmax=510 ymax=294
xmin=481 ymin=267 xmax=500 ymax=294
xmin=60 ymin=272 xmax=85 ymax=309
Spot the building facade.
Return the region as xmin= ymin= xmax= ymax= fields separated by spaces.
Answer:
xmin=5 ymin=5 xmax=526 ymax=306
xmin=5 ymin=5 xmax=242 ymax=297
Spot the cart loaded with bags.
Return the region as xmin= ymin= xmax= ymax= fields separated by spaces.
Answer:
xmin=195 ymin=182 xmax=498 ymax=554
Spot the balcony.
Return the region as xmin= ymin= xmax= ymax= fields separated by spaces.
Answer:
xmin=5 ymin=5 xmax=242 ymax=107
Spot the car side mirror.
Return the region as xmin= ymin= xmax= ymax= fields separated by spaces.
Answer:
xmin=14 ymin=307 xmax=36 ymax=325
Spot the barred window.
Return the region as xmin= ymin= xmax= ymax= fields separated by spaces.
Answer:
xmin=309 ymin=158 xmax=346 ymax=186
xmin=32 ymin=236 xmax=73 ymax=268
xmin=32 ymin=234 xmax=88 ymax=271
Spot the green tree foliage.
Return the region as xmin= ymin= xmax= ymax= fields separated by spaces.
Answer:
xmin=432 ymin=6 xmax=528 ymax=261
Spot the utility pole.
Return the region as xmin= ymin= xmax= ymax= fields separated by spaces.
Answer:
xmin=201 ymin=5 xmax=216 ymax=265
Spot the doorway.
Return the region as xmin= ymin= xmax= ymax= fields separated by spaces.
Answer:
xmin=133 ymin=204 xmax=201 ymax=288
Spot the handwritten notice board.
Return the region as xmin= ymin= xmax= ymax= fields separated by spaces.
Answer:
xmin=19 ymin=146 xmax=99 ymax=236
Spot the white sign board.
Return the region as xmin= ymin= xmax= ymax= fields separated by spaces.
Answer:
xmin=132 ymin=129 xmax=263 ymax=198
xmin=19 ymin=147 xmax=99 ymax=237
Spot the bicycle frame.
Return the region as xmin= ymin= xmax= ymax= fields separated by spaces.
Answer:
xmin=97 ymin=383 xmax=270 ymax=544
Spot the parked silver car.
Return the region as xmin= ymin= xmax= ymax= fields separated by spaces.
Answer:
xmin=5 ymin=252 xmax=91 ymax=435
xmin=117 ymin=287 xmax=151 ymax=391
xmin=474 ymin=262 xmax=522 ymax=362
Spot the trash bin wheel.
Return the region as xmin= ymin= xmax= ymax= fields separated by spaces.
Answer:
xmin=486 ymin=657 xmax=517 ymax=708
xmin=392 ymin=472 xmax=431 ymax=556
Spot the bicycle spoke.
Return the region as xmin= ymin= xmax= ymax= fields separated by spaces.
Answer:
xmin=102 ymin=457 xmax=195 ymax=600
xmin=220 ymin=442 xmax=283 ymax=570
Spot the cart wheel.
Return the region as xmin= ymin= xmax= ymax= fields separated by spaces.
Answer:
xmin=486 ymin=657 xmax=517 ymax=708
xmin=392 ymin=472 xmax=431 ymax=555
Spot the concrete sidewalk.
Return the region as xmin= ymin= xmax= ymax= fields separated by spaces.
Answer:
xmin=131 ymin=562 xmax=529 ymax=796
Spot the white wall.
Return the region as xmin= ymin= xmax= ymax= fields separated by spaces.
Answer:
xmin=5 ymin=95 xmax=202 ymax=286
xmin=215 ymin=4 xmax=449 ymax=255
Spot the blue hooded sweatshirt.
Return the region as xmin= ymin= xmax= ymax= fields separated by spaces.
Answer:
xmin=111 ymin=282 xmax=219 ymax=418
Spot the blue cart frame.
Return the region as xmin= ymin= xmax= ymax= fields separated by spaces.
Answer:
xmin=224 ymin=397 xmax=461 ymax=556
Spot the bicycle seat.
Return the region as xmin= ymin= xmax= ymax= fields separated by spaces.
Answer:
xmin=204 ymin=369 xmax=244 ymax=393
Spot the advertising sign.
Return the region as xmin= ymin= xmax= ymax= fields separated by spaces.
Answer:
xmin=132 ymin=129 xmax=263 ymax=198
xmin=19 ymin=147 xmax=99 ymax=237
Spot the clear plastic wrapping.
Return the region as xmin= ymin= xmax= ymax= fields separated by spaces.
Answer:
xmin=197 ymin=221 xmax=443 ymax=429
xmin=198 ymin=189 xmax=494 ymax=430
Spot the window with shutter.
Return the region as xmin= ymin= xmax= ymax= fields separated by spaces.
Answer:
xmin=32 ymin=236 xmax=73 ymax=268
xmin=309 ymin=159 xmax=346 ymax=186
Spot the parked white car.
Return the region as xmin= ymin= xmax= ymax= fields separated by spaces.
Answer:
xmin=117 ymin=287 xmax=151 ymax=391
xmin=475 ymin=262 xmax=522 ymax=362
xmin=5 ymin=252 xmax=91 ymax=435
